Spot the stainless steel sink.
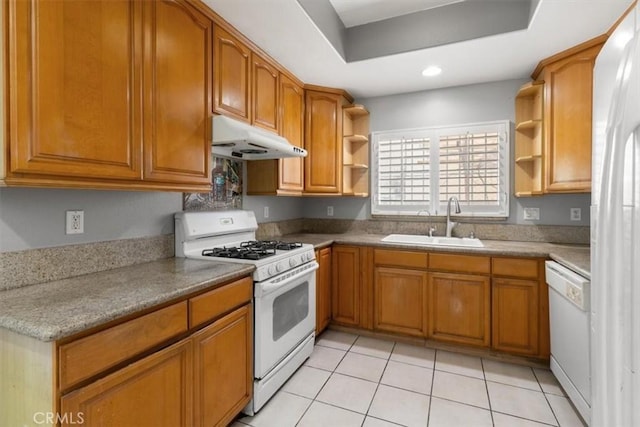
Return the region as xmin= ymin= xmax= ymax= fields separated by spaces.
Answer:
xmin=381 ymin=234 xmax=484 ymax=248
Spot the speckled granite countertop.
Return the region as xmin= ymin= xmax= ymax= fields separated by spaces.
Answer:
xmin=282 ymin=233 xmax=591 ymax=278
xmin=0 ymin=258 xmax=254 ymax=342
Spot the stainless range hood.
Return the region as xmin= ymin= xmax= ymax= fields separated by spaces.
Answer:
xmin=211 ymin=115 xmax=307 ymax=160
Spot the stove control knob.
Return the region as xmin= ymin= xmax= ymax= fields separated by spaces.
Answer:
xmin=307 ymin=252 xmax=314 ymax=261
xmin=289 ymin=258 xmax=298 ymax=268
xmin=276 ymin=263 xmax=284 ymax=273
xmin=268 ymin=265 xmax=276 ymax=276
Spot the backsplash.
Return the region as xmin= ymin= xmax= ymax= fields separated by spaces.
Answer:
xmin=259 ymin=218 xmax=590 ymax=245
xmin=0 ymin=235 xmax=174 ymax=291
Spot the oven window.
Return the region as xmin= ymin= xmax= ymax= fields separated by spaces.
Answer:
xmin=273 ymin=281 xmax=309 ymax=341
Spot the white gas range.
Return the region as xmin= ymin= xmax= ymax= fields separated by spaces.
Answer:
xmin=174 ymin=210 xmax=318 ymax=415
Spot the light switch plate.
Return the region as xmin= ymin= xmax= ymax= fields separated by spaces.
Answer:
xmin=523 ymin=207 xmax=540 ymax=221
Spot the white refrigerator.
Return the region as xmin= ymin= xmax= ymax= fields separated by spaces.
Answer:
xmin=591 ymin=3 xmax=640 ymax=426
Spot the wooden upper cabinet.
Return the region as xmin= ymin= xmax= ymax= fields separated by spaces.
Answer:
xmin=213 ymin=26 xmax=251 ymax=121
xmin=278 ymin=74 xmax=305 ymax=193
xmin=533 ymin=38 xmax=604 ymax=193
xmin=252 ymin=53 xmax=279 ymax=132
xmin=7 ymin=0 xmax=141 ymax=180
xmin=5 ymin=0 xmax=212 ymax=191
xmin=142 ymin=0 xmax=211 ymax=186
xmin=304 ymin=90 xmax=345 ymax=194
xmin=245 ymin=73 xmax=304 ymax=195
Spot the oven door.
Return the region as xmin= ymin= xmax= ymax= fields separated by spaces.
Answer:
xmin=254 ymin=261 xmax=318 ymax=379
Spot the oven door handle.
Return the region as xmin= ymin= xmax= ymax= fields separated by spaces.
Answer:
xmin=256 ymin=261 xmax=319 ymax=298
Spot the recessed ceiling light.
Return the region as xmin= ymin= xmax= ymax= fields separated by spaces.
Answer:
xmin=422 ymin=66 xmax=442 ymax=77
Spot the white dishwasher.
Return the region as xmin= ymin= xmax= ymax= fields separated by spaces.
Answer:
xmin=546 ymin=261 xmax=591 ymax=425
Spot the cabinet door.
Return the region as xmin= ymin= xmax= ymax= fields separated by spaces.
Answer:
xmin=214 ymin=26 xmax=251 ymax=121
xmin=192 ymin=304 xmax=252 ymax=427
xmin=304 ymin=90 xmax=343 ymax=193
xmin=374 ymin=267 xmax=428 ymax=337
xmin=142 ymin=0 xmax=211 ymax=187
xmin=60 ymin=339 xmax=193 ymax=427
xmin=278 ymin=74 xmax=305 ymax=193
xmin=428 ymin=272 xmax=490 ymax=346
xmin=316 ymin=247 xmax=332 ymax=334
xmin=7 ymin=0 xmax=142 ymax=180
xmin=543 ymin=43 xmax=602 ymax=192
xmin=332 ymin=246 xmax=360 ymax=327
xmin=492 ymin=277 xmax=539 ymax=355
xmin=252 ymin=53 xmax=279 ymax=132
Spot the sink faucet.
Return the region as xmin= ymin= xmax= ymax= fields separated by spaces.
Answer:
xmin=446 ymin=196 xmax=461 ymax=237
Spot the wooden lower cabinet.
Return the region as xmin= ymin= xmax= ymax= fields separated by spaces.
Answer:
xmin=332 ymin=245 xmax=361 ymax=327
xmin=492 ymin=277 xmax=540 ymax=356
xmin=61 ymin=339 xmax=193 ymax=427
xmin=374 ymin=267 xmax=428 ymax=337
xmin=193 ymin=304 xmax=252 ymax=427
xmin=316 ymin=247 xmax=332 ymax=334
xmin=428 ymin=272 xmax=490 ymax=347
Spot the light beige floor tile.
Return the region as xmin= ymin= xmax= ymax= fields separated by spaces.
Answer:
xmin=363 ymin=416 xmax=404 ymax=426
xmin=390 ymin=343 xmax=436 ymax=369
xmin=336 ymin=351 xmax=388 ymax=382
xmin=240 ymin=391 xmax=311 ymax=427
xmin=534 ymin=368 xmax=566 ymax=396
xmin=431 ymin=370 xmax=489 ymax=408
xmin=316 ymin=373 xmax=378 ymax=414
xmin=434 ymin=350 xmax=484 ymax=379
xmin=297 ymin=401 xmax=365 ymax=427
xmin=282 ymin=365 xmax=331 ymax=399
xmin=229 ymin=422 xmax=249 ymax=427
xmin=381 ymin=360 xmax=433 ymax=395
xmin=305 ymin=345 xmax=346 ymax=371
xmin=493 ymin=412 xmax=554 ymax=427
xmin=487 ymin=382 xmax=557 ymax=426
xmin=546 ymin=393 xmax=586 ymax=427
xmin=483 ymin=359 xmax=541 ymax=391
xmin=428 ymin=397 xmax=492 ymax=427
xmin=350 ymin=335 xmax=395 ymax=359
xmin=368 ymin=384 xmax=430 ymax=427
xmin=316 ymin=330 xmax=358 ymax=351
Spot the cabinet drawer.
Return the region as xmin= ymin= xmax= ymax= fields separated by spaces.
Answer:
xmin=189 ymin=276 xmax=253 ymax=328
xmin=492 ymin=258 xmax=540 ymax=279
xmin=59 ymin=301 xmax=188 ymax=392
xmin=429 ymin=253 xmax=490 ymax=275
xmin=374 ymin=249 xmax=428 ymax=269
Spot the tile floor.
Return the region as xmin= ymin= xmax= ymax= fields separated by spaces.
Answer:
xmin=233 ymin=331 xmax=585 ymax=427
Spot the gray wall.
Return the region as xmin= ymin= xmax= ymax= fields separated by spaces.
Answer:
xmin=0 ymin=188 xmax=181 ymax=252
xmin=300 ymin=79 xmax=591 ymax=226
xmin=243 ymin=195 xmax=304 ymax=223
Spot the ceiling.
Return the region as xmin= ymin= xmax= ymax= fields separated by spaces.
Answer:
xmin=202 ymin=0 xmax=634 ymax=98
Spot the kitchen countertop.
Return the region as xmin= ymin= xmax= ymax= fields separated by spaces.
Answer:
xmin=0 ymin=258 xmax=254 ymax=342
xmin=0 ymin=233 xmax=590 ymax=342
xmin=283 ymin=232 xmax=591 ymax=278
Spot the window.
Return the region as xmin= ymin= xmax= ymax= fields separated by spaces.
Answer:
xmin=371 ymin=121 xmax=510 ymax=217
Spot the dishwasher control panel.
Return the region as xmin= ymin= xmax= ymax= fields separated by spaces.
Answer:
xmin=545 ymin=261 xmax=590 ymax=311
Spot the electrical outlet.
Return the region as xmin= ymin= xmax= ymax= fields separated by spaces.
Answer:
xmin=523 ymin=207 xmax=540 ymax=221
xmin=263 ymin=206 xmax=270 ymax=219
xmin=327 ymin=206 xmax=334 ymax=217
xmin=66 ymin=210 xmax=84 ymax=234
xmin=570 ymin=208 xmax=582 ymax=221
